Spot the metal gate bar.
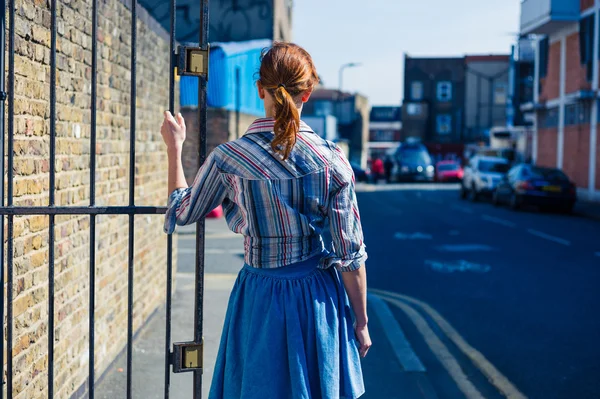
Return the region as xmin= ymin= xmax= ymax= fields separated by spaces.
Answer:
xmin=0 ymin=0 xmax=6 ymax=393
xmin=48 ymin=0 xmax=58 ymax=395
xmin=5 ymin=0 xmax=15 ymax=395
xmin=126 ymin=0 xmax=138 ymax=397
xmin=194 ymin=1 xmax=210 ymax=396
xmin=89 ymin=0 xmax=99 ymax=395
xmin=164 ymin=0 xmax=177 ymax=395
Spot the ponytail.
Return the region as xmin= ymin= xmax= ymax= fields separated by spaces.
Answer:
xmin=271 ymin=85 xmax=300 ymax=160
xmin=258 ymin=42 xmax=320 ymax=160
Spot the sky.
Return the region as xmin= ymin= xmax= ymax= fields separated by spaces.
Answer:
xmin=293 ymin=0 xmax=521 ymax=106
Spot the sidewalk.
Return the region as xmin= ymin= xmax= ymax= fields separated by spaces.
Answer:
xmin=575 ymin=199 xmax=600 ymax=221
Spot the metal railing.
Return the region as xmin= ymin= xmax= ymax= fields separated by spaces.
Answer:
xmin=0 ymin=0 xmax=210 ymax=397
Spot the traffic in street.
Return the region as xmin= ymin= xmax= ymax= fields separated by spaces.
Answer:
xmin=358 ymin=182 xmax=600 ymax=399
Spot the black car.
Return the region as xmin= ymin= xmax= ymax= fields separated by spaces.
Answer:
xmin=493 ymin=164 xmax=577 ymax=212
xmin=390 ymin=142 xmax=435 ymax=182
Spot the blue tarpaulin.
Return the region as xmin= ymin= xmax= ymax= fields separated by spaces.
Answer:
xmin=180 ymin=39 xmax=271 ymax=117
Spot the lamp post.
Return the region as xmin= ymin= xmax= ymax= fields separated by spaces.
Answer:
xmin=339 ymin=62 xmax=361 ymax=93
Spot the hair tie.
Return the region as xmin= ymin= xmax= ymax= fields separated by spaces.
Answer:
xmin=278 ymin=83 xmax=286 ymax=90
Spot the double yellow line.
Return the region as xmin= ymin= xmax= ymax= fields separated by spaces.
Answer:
xmin=371 ymin=289 xmax=527 ymax=399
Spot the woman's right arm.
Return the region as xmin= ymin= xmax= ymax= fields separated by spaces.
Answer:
xmin=326 ymin=146 xmax=371 ymax=358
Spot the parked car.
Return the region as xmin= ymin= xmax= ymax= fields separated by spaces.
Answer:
xmin=493 ymin=164 xmax=577 ymax=212
xmin=435 ymin=160 xmax=463 ymax=182
xmin=460 ymin=156 xmax=510 ymax=201
xmin=351 ymin=162 xmax=372 ymax=183
xmin=390 ymin=142 xmax=435 ymax=182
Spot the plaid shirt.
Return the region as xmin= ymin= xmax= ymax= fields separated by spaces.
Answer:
xmin=164 ymin=118 xmax=367 ymax=272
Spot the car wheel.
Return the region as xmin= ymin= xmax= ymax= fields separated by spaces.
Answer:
xmin=492 ymin=190 xmax=500 ymax=206
xmin=558 ymin=203 xmax=574 ymax=214
xmin=469 ymin=183 xmax=479 ymax=202
xmin=509 ymin=193 xmax=520 ymax=210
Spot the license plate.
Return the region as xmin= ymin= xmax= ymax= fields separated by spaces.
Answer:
xmin=543 ymin=185 xmax=562 ymax=192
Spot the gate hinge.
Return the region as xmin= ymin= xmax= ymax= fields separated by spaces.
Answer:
xmin=176 ymin=44 xmax=210 ymax=80
xmin=171 ymin=339 xmax=204 ymax=374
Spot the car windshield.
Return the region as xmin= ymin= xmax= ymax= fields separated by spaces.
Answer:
xmin=437 ymin=163 xmax=459 ymax=171
xmin=479 ymin=160 xmax=510 ymax=173
xmin=525 ymin=167 xmax=568 ymax=181
xmin=397 ymin=149 xmax=431 ymax=165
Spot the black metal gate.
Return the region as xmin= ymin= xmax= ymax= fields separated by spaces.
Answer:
xmin=0 ymin=0 xmax=210 ymax=397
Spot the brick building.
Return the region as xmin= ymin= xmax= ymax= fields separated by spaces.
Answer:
xmin=520 ymin=0 xmax=600 ymax=201
xmin=2 ymin=1 xmax=175 ymax=397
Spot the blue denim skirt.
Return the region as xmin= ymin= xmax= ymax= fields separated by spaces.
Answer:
xmin=208 ymin=251 xmax=365 ymax=399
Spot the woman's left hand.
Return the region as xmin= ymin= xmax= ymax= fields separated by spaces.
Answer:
xmin=161 ymin=111 xmax=186 ymax=152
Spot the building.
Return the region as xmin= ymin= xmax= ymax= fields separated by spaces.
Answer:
xmin=368 ymin=106 xmax=402 ymax=159
xmin=403 ymin=54 xmax=513 ymax=144
xmin=303 ymin=89 xmax=371 ymax=168
xmin=520 ymin=0 xmax=599 ymax=201
xmin=464 ymin=55 xmax=511 ymax=141
xmin=139 ymin=0 xmax=293 ymax=43
xmin=402 ymin=56 xmax=466 ymax=143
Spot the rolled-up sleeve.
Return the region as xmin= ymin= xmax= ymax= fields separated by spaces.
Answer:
xmin=164 ymin=150 xmax=227 ymax=234
xmin=322 ymin=147 xmax=368 ymax=272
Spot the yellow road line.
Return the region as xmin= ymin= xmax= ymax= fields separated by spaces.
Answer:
xmin=372 ymin=288 xmax=527 ymax=399
xmin=381 ymin=296 xmax=485 ymax=399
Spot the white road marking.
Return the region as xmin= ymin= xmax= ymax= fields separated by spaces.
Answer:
xmin=394 ymin=232 xmax=433 ymax=240
xmin=435 ymin=244 xmax=494 ymax=253
xmin=368 ymin=294 xmax=426 ymax=372
xmin=527 ymin=229 xmax=571 ymax=246
xmin=451 ymin=205 xmax=474 ymax=214
xmin=372 ymin=289 xmax=527 ymax=399
xmin=380 ymin=296 xmax=486 ymax=399
xmin=481 ymin=214 xmax=516 ymax=228
xmin=425 ymin=260 xmax=492 ymax=273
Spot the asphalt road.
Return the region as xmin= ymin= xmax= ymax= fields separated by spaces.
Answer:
xmin=358 ymin=183 xmax=600 ymax=399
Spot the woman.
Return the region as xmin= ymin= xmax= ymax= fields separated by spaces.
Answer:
xmin=161 ymin=42 xmax=371 ymax=399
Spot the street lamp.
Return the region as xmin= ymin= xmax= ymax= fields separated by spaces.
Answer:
xmin=339 ymin=62 xmax=362 ymax=93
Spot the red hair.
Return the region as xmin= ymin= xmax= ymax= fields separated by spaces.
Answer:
xmin=258 ymin=42 xmax=319 ymax=160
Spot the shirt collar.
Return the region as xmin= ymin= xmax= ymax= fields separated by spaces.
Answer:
xmin=246 ymin=117 xmax=314 ymax=135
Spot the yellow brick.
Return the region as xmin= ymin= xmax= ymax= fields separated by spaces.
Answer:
xmin=13 ymin=295 xmax=33 ymax=318
xmin=29 ymin=216 xmax=47 ymax=232
xmin=30 ymin=251 xmax=46 ymax=267
xmin=32 ymin=235 xmax=43 ymax=250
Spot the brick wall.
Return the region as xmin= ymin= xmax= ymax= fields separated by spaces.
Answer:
xmin=581 ymin=0 xmax=594 ymax=12
xmin=540 ymin=41 xmax=561 ymax=102
xmin=3 ymin=1 xmax=175 ymax=398
xmin=536 ymin=127 xmax=558 ymax=168
xmin=565 ymin=33 xmax=591 ymax=94
xmin=180 ymin=107 xmax=257 ymax=184
xmin=563 ymin=124 xmax=590 ymax=188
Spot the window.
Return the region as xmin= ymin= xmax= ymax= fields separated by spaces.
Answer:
xmin=494 ymin=83 xmax=507 ymax=105
xmin=406 ymin=103 xmax=424 ymax=116
xmin=374 ymin=130 xmax=395 ymax=141
xmin=436 ymin=81 xmax=452 ymax=102
xmin=579 ymin=15 xmax=595 ymax=81
xmin=313 ymin=101 xmax=334 ymax=116
xmin=538 ymin=37 xmax=549 ymax=79
xmin=565 ymin=102 xmax=591 ymax=126
xmin=411 ymin=81 xmax=423 ymax=101
xmin=539 ymin=107 xmax=559 ymax=128
xmin=436 ymin=114 xmax=452 ymax=134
